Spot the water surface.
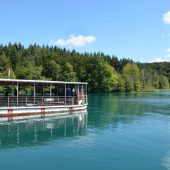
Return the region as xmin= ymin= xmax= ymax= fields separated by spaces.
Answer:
xmin=1 ymin=92 xmax=170 ymax=170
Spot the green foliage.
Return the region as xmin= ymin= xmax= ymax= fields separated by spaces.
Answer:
xmin=0 ymin=53 xmax=16 ymax=79
xmin=61 ymin=62 xmax=77 ymax=82
xmin=0 ymin=43 xmax=169 ymax=92
xmin=0 ymin=53 xmax=11 ymax=72
xmin=117 ymin=74 xmax=126 ymax=92
xmin=135 ymin=80 xmax=142 ymax=92
xmin=159 ymin=75 xmax=169 ymax=89
xmin=43 ymin=60 xmax=61 ymax=80
xmin=15 ymin=61 xmax=42 ymax=80
xmin=123 ymin=63 xmax=140 ymax=91
xmin=100 ymin=64 xmax=118 ymax=92
xmin=86 ymin=57 xmax=118 ymax=92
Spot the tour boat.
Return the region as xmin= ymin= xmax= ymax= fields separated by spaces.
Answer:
xmin=0 ymin=79 xmax=88 ymax=122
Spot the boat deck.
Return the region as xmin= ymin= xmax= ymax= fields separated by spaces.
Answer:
xmin=0 ymin=96 xmax=87 ymax=107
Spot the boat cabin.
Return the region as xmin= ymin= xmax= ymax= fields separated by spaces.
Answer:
xmin=0 ymin=79 xmax=88 ymax=107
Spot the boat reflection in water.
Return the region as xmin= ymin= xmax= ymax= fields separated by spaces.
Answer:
xmin=0 ymin=112 xmax=87 ymax=149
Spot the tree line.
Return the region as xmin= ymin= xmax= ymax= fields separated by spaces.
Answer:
xmin=0 ymin=43 xmax=170 ymax=92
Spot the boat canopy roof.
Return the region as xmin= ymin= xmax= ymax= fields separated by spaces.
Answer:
xmin=0 ymin=79 xmax=87 ymax=85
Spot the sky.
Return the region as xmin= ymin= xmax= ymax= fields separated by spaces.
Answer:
xmin=0 ymin=0 xmax=170 ymax=63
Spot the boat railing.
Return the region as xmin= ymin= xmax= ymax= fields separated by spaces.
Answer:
xmin=0 ymin=95 xmax=87 ymax=107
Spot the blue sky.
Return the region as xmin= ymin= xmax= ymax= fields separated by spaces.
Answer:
xmin=0 ymin=0 xmax=170 ymax=63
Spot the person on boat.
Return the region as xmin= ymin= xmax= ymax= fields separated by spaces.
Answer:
xmin=66 ymin=88 xmax=73 ymax=104
xmin=66 ymin=88 xmax=72 ymax=97
xmin=3 ymin=88 xmax=8 ymax=96
xmin=14 ymin=88 xmax=17 ymax=96
xmin=72 ymin=88 xmax=76 ymax=96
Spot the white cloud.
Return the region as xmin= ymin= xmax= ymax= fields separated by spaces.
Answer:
xmin=150 ymin=48 xmax=170 ymax=62
xmin=166 ymin=48 xmax=170 ymax=58
xmin=166 ymin=54 xmax=170 ymax=58
xmin=163 ymin=11 xmax=170 ymax=24
xmin=150 ymin=58 xmax=168 ymax=63
xmin=53 ymin=34 xmax=96 ymax=47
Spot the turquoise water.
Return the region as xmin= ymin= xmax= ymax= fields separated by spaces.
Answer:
xmin=1 ymin=92 xmax=170 ymax=170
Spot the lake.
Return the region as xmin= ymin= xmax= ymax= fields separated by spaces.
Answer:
xmin=1 ymin=92 xmax=170 ymax=170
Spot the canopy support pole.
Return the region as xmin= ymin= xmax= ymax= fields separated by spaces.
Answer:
xmin=65 ymin=84 xmax=66 ymax=105
xmin=34 ymin=82 xmax=35 ymax=105
xmin=50 ymin=84 xmax=51 ymax=97
xmin=17 ymin=82 xmax=18 ymax=107
xmin=77 ymin=85 xmax=79 ymax=104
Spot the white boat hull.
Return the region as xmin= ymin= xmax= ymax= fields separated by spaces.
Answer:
xmin=0 ymin=104 xmax=87 ymax=122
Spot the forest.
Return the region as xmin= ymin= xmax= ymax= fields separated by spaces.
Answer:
xmin=0 ymin=43 xmax=170 ymax=92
